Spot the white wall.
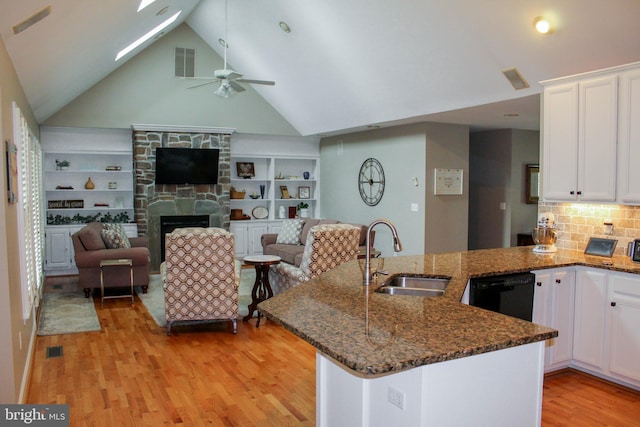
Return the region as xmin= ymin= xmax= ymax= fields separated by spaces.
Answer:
xmin=320 ymin=122 xmax=469 ymax=257
xmin=43 ymin=24 xmax=299 ymax=137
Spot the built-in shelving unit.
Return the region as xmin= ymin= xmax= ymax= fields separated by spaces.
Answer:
xmin=44 ymin=150 xmax=135 ymax=224
xmin=229 ymin=155 xmax=319 ymax=221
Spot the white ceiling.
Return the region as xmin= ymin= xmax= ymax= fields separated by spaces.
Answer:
xmin=1 ymin=0 xmax=640 ymax=136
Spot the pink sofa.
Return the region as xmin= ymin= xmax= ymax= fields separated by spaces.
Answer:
xmin=261 ymin=218 xmax=373 ymax=266
xmin=72 ymin=222 xmax=150 ymax=297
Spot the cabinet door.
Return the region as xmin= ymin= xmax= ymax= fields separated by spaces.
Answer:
xmin=45 ymin=228 xmax=72 ymax=269
xmin=608 ymin=273 xmax=640 ymax=383
xmin=547 ymin=270 xmax=575 ymax=367
xmin=248 ymin=223 xmax=268 ymax=255
xmin=542 ymin=83 xmax=579 ymax=200
xmin=573 ymin=269 xmax=608 ymax=370
xmin=268 ymin=220 xmax=282 ymax=235
xmin=618 ymin=68 xmax=640 ymax=203
xmin=578 ymin=76 xmax=618 ymax=201
xmin=229 ymin=224 xmax=247 ymax=258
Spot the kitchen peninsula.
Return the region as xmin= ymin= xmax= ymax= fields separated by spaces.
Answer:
xmin=259 ymin=246 xmax=640 ymax=427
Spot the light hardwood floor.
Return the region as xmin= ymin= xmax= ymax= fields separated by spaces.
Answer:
xmin=27 ymin=278 xmax=640 ymax=426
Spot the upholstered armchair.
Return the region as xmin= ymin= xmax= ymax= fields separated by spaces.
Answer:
xmin=268 ymin=223 xmax=361 ymax=294
xmin=163 ymin=227 xmax=240 ymax=335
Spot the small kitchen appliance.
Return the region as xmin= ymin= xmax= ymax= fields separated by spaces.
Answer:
xmin=532 ymin=212 xmax=558 ymax=253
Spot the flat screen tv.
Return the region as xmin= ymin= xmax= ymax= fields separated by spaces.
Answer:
xmin=155 ymin=148 xmax=220 ymax=185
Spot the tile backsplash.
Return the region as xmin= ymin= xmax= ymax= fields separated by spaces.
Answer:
xmin=538 ymin=202 xmax=640 ymax=256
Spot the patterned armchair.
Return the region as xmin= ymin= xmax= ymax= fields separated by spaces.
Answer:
xmin=268 ymin=223 xmax=361 ymax=294
xmin=163 ymin=227 xmax=240 ymax=335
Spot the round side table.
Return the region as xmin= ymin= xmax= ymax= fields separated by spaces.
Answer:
xmin=242 ymin=255 xmax=281 ymax=326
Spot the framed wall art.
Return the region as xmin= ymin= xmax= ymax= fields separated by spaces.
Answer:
xmin=298 ymin=186 xmax=310 ymax=199
xmin=236 ymin=162 xmax=255 ymax=178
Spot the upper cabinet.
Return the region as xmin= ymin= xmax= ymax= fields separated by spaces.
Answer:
xmin=617 ymin=68 xmax=640 ymax=204
xmin=541 ymin=61 xmax=640 ymax=204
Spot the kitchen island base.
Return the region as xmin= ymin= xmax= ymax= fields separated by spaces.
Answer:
xmin=317 ymin=341 xmax=545 ymax=427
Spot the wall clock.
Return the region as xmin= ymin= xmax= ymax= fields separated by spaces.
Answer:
xmin=358 ymin=158 xmax=385 ymax=206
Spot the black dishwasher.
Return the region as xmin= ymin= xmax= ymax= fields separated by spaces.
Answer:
xmin=469 ymin=272 xmax=535 ymax=321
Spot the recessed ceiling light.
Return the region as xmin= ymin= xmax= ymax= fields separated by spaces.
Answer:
xmin=279 ymin=21 xmax=291 ymax=33
xmin=533 ymin=16 xmax=553 ymax=34
xmin=116 ymin=10 xmax=181 ymax=61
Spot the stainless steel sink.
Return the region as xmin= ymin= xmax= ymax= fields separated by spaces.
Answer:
xmin=375 ymin=275 xmax=449 ymax=297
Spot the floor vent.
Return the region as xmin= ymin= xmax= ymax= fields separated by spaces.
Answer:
xmin=46 ymin=346 xmax=63 ymax=358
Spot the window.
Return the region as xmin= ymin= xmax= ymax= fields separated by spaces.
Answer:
xmin=13 ymin=103 xmax=44 ymax=320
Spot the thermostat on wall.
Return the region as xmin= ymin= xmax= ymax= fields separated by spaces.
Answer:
xmin=434 ymin=168 xmax=463 ymax=195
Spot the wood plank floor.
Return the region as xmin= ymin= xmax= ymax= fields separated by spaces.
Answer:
xmin=28 ymin=277 xmax=640 ymax=426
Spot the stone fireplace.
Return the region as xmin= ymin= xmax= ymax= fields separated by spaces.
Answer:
xmin=132 ymin=125 xmax=234 ymax=271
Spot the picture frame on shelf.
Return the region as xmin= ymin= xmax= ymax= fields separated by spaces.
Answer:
xmin=236 ymin=162 xmax=255 ymax=178
xmin=280 ymin=185 xmax=290 ymax=199
xmin=298 ymin=186 xmax=311 ymax=199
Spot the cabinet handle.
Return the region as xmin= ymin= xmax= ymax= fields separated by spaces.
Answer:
xmin=536 ymin=282 xmax=542 ymax=287
xmin=577 ymin=191 xmax=582 ymax=195
xmin=570 ymin=191 xmax=575 ymax=195
xmin=555 ymin=279 xmax=561 ymax=284
xmin=611 ymin=301 xmax=617 ymax=307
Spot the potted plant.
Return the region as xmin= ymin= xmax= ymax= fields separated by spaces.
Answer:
xmin=297 ymin=202 xmax=309 ymax=218
xmin=55 ymin=159 xmax=70 ymax=170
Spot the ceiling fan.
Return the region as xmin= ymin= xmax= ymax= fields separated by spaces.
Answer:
xmin=188 ymin=0 xmax=275 ymax=98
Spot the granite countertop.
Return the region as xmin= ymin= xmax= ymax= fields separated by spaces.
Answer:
xmin=258 ymin=246 xmax=640 ymax=376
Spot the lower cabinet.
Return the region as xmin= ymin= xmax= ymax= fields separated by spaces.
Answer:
xmin=533 ymin=268 xmax=575 ymax=371
xmin=230 ymin=220 xmax=281 ymax=259
xmin=572 ymin=268 xmax=609 ymax=371
xmin=607 ymin=272 xmax=640 ymax=384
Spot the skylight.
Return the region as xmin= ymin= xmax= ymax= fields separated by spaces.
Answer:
xmin=116 ymin=11 xmax=181 ymax=61
xmin=138 ymin=0 xmax=159 ymax=12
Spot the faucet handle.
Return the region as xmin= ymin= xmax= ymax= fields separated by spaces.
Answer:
xmin=372 ymin=269 xmax=389 ymax=279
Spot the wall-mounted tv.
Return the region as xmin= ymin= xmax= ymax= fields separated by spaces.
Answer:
xmin=155 ymin=148 xmax=220 ymax=185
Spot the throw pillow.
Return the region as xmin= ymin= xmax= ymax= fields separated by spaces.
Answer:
xmin=101 ymin=223 xmax=131 ymax=249
xmin=276 ymin=219 xmax=305 ymax=245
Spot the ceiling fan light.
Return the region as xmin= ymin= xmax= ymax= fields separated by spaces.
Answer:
xmin=214 ymin=81 xmax=236 ymax=98
xmin=533 ymin=16 xmax=553 ymax=34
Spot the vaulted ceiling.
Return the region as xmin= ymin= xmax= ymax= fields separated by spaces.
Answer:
xmin=1 ymin=0 xmax=639 ymax=136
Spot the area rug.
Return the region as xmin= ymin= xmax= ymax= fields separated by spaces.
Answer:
xmin=37 ymin=293 xmax=101 ymax=336
xmin=136 ymin=271 xmax=254 ymax=328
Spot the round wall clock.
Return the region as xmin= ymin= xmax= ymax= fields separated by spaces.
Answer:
xmin=358 ymin=158 xmax=385 ymax=206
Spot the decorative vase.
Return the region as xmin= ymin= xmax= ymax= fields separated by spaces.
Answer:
xmin=278 ymin=206 xmax=287 ymax=219
xmin=260 ymin=184 xmax=265 ymax=199
xmin=303 ymin=171 xmax=310 ymax=180
xmin=84 ymin=177 xmax=95 ymax=190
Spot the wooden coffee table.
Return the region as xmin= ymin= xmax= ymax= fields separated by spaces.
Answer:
xmin=242 ymin=255 xmax=281 ymax=326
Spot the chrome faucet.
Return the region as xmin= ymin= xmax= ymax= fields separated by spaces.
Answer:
xmin=364 ymin=219 xmax=403 ymax=285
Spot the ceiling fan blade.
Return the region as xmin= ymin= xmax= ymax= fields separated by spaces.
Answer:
xmin=188 ymin=76 xmax=223 ymax=80
xmin=187 ymin=81 xmax=217 ymax=89
xmin=237 ymin=78 xmax=275 ymax=86
xmin=228 ymin=80 xmax=246 ymax=92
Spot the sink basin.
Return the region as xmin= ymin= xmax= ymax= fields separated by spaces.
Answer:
xmin=375 ymin=275 xmax=449 ymax=297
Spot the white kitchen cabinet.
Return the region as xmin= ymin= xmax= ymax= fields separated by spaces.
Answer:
xmin=533 ymin=268 xmax=575 ymax=371
xmin=607 ymin=272 xmax=640 ymax=384
xmin=617 ymin=68 xmax=640 ymax=204
xmin=229 ymin=223 xmax=247 ymax=257
xmin=541 ymin=75 xmax=618 ymax=202
xmin=573 ymin=268 xmax=608 ymax=371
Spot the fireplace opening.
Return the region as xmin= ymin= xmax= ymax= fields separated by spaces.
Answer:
xmin=160 ymin=215 xmax=210 ymax=262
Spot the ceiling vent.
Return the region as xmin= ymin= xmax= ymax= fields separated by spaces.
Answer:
xmin=175 ymin=48 xmax=195 ymax=78
xmin=502 ymin=67 xmax=530 ymax=90
xmin=13 ymin=5 xmax=51 ymax=35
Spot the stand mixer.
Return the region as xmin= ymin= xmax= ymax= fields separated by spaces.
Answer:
xmin=532 ymin=212 xmax=558 ymax=253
